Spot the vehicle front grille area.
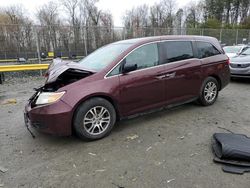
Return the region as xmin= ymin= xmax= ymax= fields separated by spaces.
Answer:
xmin=230 ymin=63 xmax=250 ymax=68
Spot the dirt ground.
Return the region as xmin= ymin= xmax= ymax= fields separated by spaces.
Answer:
xmin=0 ymin=77 xmax=250 ymax=188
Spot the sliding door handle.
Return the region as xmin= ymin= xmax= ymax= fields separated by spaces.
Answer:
xmin=165 ymin=72 xmax=176 ymax=78
xmin=155 ymin=75 xmax=166 ymax=80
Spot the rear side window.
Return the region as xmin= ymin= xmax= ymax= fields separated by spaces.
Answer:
xmin=196 ymin=41 xmax=221 ymax=59
xmin=162 ymin=41 xmax=194 ymax=63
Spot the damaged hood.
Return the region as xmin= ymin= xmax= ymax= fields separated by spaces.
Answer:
xmin=46 ymin=59 xmax=95 ymax=84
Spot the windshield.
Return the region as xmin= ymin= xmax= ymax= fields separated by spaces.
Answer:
xmin=79 ymin=43 xmax=132 ymax=71
xmin=240 ymin=48 xmax=250 ymax=55
xmin=223 ymin=46 xmax=242 ymax=53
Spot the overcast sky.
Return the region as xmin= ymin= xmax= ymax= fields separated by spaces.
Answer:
xmin=0 ymin=0 xmax=194 ymax=26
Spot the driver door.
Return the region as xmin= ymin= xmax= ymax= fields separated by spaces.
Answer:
xmin=118 ymin=43 xmax=166 ymax=117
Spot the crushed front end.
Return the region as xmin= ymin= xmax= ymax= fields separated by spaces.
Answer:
xmin=24 ymin=60 xmax=95 ymax=136
xmin=24 ymin=87 xmax=73 ymax=136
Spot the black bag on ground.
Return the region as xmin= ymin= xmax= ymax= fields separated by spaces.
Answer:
xmin=213 ymin=133 xmax=250 ymax=161
xmin=212 ymin=133 xmax=250 ymax=174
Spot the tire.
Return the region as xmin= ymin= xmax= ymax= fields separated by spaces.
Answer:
xmin=73 ymin=97 xmax=116 ymax=141
xmin=198 ymin=77 xmax=219 ymax=106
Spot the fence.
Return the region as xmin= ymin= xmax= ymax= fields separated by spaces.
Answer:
xmin=0 ymin=24 xmax=250 ymax=63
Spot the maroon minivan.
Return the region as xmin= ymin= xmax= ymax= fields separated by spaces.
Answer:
xmin=24 ymin=36 xmax=230 ymax=140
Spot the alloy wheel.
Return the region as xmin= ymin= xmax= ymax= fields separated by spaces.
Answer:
xmin=83 ymin=106 xmax=111 ymax=136
xmin=204 ymin=81 xmax=217 ymax=103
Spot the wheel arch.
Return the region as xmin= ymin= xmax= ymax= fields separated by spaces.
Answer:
xmin=207 ymin=74 xmax=222 ymax=90
xmin=71 ymin=94 xmax=121 ymax=129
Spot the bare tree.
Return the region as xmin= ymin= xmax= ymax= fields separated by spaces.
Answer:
xmin=184 ymin=2 xmax=204 ymax=28
xmin=2 ymin=5 xmax=33 ymax=58
xmin=62 ymin=0 xmax=80 ymax=54
xmin=175 ymin=8 xmax=184 ymax=29
xmin=162 ymin=0 xmax=176 ymax=29
xmin=123 ymin=4 xmax=149 ymax=37
xmin=37 ymin=1 xmax=60 ymax=52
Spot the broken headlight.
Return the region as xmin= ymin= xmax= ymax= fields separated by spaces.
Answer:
xmin=35 ymin=91 xmax=65 ymax=105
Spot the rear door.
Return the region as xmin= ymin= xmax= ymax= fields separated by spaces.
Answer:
xmin=160 ymin=40 xmax=202 ymax=105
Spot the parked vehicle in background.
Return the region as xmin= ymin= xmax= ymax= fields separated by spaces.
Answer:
xmin=230 ymin=47 xmax=250 ymax=78
xmin=223 ymin=45 xmax=249 ymax=58
xmin=17 ymin=57 xmax=27 ymax=63
xmin=24 ymin=35 xmax=230 ymax=141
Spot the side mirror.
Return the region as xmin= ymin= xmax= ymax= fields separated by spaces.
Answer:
xmin=122 ymin=64 xmax=137 ymax=74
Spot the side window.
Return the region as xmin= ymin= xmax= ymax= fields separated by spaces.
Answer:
xmin=125 ymin=43 xmax=159 ymax=70
xmin=196 ymin=41 xmax=221 ymax=59
xmin=163 ymin=41 xmax=194 ymax=63
xmin=108 ymin=65 xmax=121 ymax=77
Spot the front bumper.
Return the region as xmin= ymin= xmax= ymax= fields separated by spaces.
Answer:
xmin=230 ymin=65 xmax=250 ymax=78
xmin=24 ymin=97 xmax=73 ymax=136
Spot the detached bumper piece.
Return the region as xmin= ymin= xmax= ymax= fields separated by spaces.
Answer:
xmin=212 ymin=133 xmax=250 ymax=174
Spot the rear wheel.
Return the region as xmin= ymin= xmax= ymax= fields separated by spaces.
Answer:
xmin=198 ymin=77 xmax=219 ymax=106
xmin=73 ymin=97 xmax=116 ymax=141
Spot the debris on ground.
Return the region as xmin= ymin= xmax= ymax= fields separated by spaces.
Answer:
xmin=111 ymin=182 xmax=125 ymax=188
xmin=0 ymin=183 xmax=4 ymax=187
xmin=132 ymin=177 xmax=137 ymax=182
xmin=190 ymin=153 xmax=199 ymax=157
xmin=213 ymin=133 xmax=250 ymax=174
xmin=167 ymin=178 xmax=175 ymax=183
xmin=95 ymin=169 xmax=106 ymax=172
xmin=0 ymin=166 xmax=8 ymax=173
xmin=73 ymin=164 xmax=76 ymax=168
xmin=154 ymin=161 xmax=162 ymax=166
xmin=178 ymin=136 xmax=185 ymax=140
xmin=126 ymin=134 xmax=139 ymax=140
xmin=217 ymin=127 xmax=234 ymax=134
xmin=146 ymin=146 xmax=152 ymax=152
xmin=88 ymin=152 xmax=97 ymax=156
xmin=0 ymin=98 xmax=17 ymax=105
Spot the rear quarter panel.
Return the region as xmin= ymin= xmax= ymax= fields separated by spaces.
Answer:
xmin=200 ymin=54 xmax=230 ymax=90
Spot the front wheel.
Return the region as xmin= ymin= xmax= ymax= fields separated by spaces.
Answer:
xmin=73 ymin=97 xmax=116 ymax=141
xmin=198 ymin=77 xmax=219 ymax=106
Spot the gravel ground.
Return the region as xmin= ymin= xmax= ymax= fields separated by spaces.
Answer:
xmin=0 ymin=77 xmax=250 ymax=188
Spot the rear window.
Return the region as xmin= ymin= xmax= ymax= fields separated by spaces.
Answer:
xmin=162 ymin=41 xmax=194 ymax=63
xmin=196 ymin=41 xmax=221 ymax=59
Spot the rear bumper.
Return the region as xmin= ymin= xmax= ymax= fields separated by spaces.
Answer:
xmin=24 ymin=99 xmax=73 ymax=136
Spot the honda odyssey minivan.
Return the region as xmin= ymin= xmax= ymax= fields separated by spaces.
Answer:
xmin=24 ymin=36 xmax=230 ymax=140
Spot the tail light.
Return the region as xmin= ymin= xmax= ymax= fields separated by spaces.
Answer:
xmin=226 ymin=58 xmax=230 ymax=65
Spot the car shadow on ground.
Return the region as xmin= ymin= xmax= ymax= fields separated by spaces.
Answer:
xmin=230 ymin=77 xmax=250 ymax=84
xmin=32 ymin=102 xmax=198 ymax=145
xmin=113 ymin=102 xmax=198 ymax=133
